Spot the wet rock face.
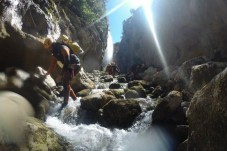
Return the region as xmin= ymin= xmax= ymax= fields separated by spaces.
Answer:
xmin=116 ymin=0 xmax=227 ymax=73
xmin=187 ymin=68 xmax=227 ymax=150
xmin=0 ymin=0 xmax=108 ymax=72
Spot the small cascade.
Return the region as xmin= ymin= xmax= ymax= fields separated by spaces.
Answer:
xmin=45 ymin=79 xmax=167 ymax=151
xmin=46 ymin=104 xmax=155 ymax=151
xmin=1 ymin=0 xmax=61 ymax=40
xmin=2 ymin=0 xmax=23 ymax=29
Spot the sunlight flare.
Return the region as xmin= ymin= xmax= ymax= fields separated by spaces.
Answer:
xmin=128 ymin=0 xmax=149 ymax=9
xmin=142 ymin=0 xmax=169 ymax=74
xmin=88 ymin=0 xmax=131 ymax=27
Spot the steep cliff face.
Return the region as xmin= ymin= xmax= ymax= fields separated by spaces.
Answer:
xmin=0 ymin=0 xmax=108 ymax=72
xmin=116 ymin=0 xmax=227 ymax=73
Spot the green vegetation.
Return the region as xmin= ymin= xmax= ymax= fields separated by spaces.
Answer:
xmin=62 ymin=0 xmax=107 ymax=24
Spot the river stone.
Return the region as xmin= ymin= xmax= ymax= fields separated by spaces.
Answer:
xmin=101 ymin=99 xmax=142 ymax=128
xmin=71 ymin=68 xmax=96 ymax=92
xmin=80 ymin=92 xmax=116 ymax=112
xmin=152 ymin=91 xmax=182 ymax=124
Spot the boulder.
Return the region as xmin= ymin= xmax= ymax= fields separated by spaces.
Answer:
xmin=152 ymin=91 xmax=182 ymax=124
xmin=71 ymin=68 xmax=96 ymax=92
xmin=0 ymin=67 xmax=57 ymax=120
xmin=174 ymin=56 xmax=209 ymax=89
xmin=129 ymin=85 xmax=146 ymax=98
xmin=125 ymin=89 xmax=140 ymax=99
xmin=117 ymin=76 xmax=127 ymax=83
xmin=24 ymin=117 xmax=70 ymax=151
xmin=108 ymin=89 xmax=125 ymax=98
xmin=186 ymin=68 xmax=227 ymax=150
xmin=101 ymin=99 xmax=142 ymax=128
xmin=109 ymin=83 xmax=121 ymax=89
xmin=142 ymin=66 xmax=158 ymax=82
xmin=189 ymin=62 xmax=227 ymax=92
xmin=80 ymin=92 xmax=115 ymax=112
xmin=77 ymin=89 xmax=92 ymax=97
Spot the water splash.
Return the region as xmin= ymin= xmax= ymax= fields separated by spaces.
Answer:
xmin=1 ymin=0 xmax=61 ymax=40
xmin=2 ymin=0 xmax=23 ymax=30
xmin=45 ymin=97 xmax=159 ymax=151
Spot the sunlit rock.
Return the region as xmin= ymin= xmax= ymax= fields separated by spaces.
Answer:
xmin=108 ymin=89 xmax=125 ymax=98
xmin=0 ymin=67 xmax=59 ymax=120
xmin=174 ymin=56 xmax=209 ymax=90
xmin=71 ymin=68 xmax=95 ymax=92
xmin=77 ymin=89 xmax=92 ymax=97
xmin=116 ymin=1 xmax=227 ymax=73
xmin=24 ymin=117 xmax=70 ymax=151
xmin=0 ymin=91 xmax=34 ymax=146
xmin=34 ymin=66 xmax=56 ymax=88
xmin=0 ymin=0 xmax=108 ymax=72
xmin=80 ymin=92 xmax=115 ymax=112
xmin=189 ymin=62 xmax=227 ymax=93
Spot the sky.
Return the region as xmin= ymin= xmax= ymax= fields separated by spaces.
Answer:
xmin=106 ymin=0 xmax=141 ymax=43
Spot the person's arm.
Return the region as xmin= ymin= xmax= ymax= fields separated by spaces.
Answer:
xmin=47 ymin=56 xmax=57 ymax=75
xmin=60 ymin=46 xmax=70 ymax=66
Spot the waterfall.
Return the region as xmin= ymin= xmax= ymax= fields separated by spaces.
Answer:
xmin=1 ymin=0 xmax=61 ymax=40
xmin=2 ymin=0 xmax=23 ymax=30
xmin=102 ymin=31 xmax=114 ymax=67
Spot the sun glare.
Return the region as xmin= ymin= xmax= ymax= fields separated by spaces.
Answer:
xmin=128 ymin=0 xmax=148 ymax=9
xmin=90 ymin=0 xmax=169 ymax=74
xmin=142 ymin=0 xmax=169 ymax=74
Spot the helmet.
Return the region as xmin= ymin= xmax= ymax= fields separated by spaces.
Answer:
xmin=43 ymin=38 xmax=53 ymax=49
xmin=61 ymin=34 xmax=70 ymax=43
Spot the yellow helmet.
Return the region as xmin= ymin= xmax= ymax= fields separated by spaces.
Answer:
xmin=61 ymin=34 xmax=70 ymax=43
xmin=43 ymin=37 xmax=53 ymax=49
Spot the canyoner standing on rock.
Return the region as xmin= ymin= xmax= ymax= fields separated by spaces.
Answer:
xmin=43 ymin=37 xmax=81 ymax=111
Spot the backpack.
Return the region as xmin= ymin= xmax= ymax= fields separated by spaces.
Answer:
xmin=60 ymin=35 xmax=84 ymax=55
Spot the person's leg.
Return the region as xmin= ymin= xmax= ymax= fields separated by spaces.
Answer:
xmin=59 ymin=71 xmax=70 ymax=111
xmin=70 ymin=85 xmax=77 ymax=101
xmin=59 ymin=83 xmax=70 ymax=111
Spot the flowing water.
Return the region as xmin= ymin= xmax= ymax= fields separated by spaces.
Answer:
xmin=45 ymin=93 xmax=174 ymax=151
